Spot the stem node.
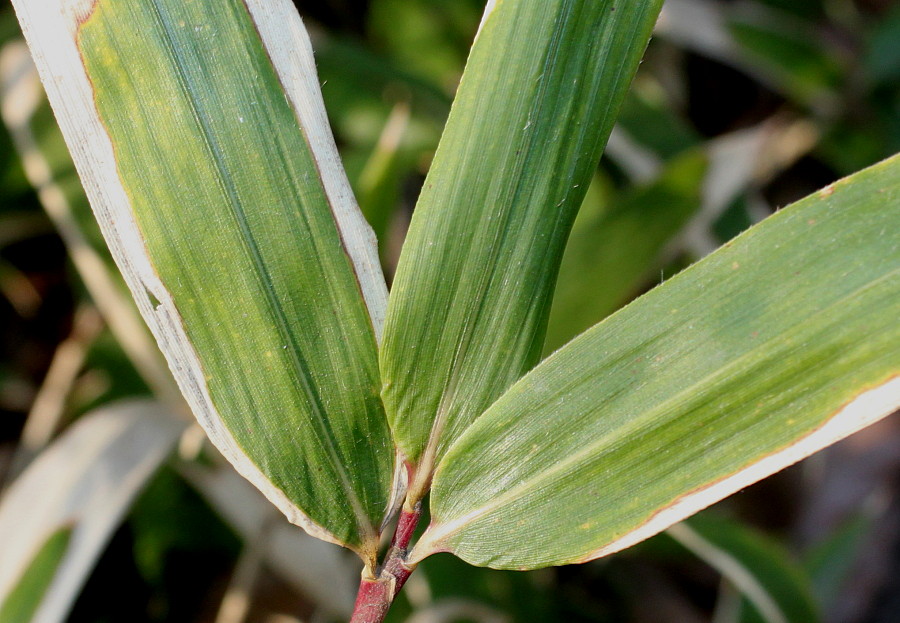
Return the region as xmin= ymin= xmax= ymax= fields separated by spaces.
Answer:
xmin=349 ymin=503 xmax=422 ymax=623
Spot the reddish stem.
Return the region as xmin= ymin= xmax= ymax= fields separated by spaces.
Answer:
xmin=349 ymin=504 xmax=422 ymax=623
xmin=391 ymin=505 xmax=421 ymax=551
xmin=350 ymin=578 xmax=393 ymax=623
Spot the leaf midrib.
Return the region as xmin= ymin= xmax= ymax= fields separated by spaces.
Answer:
xmin=146 ymin=0 xmax=374 ymax=542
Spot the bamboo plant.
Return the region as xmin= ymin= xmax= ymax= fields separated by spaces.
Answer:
xmin=10 ymin=0 xmax=899 ymax=621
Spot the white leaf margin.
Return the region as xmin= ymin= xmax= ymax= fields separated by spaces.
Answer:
xmin=9 ymin=0 xmax=393 ymax=552
xmin=245 ymin=0 xmax=389 ymax=340
xmin=410 ymin=376 xmax=900 ymax=564
xmin=577 ymin=376 xmax=900 ymax=562
xmin=475 ymin=0 xmax=500 ymax=41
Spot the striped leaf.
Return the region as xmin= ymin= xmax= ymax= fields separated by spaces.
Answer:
xmin=412 ymin=155 xmax=900 ymax=569
xmin=379 ymin=0 xmax=665 ymax=502
xmin=12 ymin=0 xmax=396 ymax=563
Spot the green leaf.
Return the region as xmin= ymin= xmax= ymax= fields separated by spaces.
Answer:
xmin=368 ymin=0 xmax=480 ymax=90
xmin=668 ymin=517 xmax=819 ymax=623
xmin=354 ymin=103 xmax=413 ymax=247
xmin=614 ymin=92 xmax=703 ymax=160
xmin=380 ymin=0 xmax=665 ymax=499
xmin=728 ymin=10 xmax=841 ymax=106
xmin=865 ymin=4 xmax=900 ymax=84
xmin=0 ymin=527 xmax=72 ymax=623
xmin=13 ymin=0 xmax=396 ymax=561
xmin=412 ymin=155 xmax=900 ymax=570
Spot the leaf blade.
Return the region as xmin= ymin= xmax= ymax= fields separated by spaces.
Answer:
xmin=0 ymin=527 xmax=72 ymax=623
xmin=380 ymin=0 xmax=665 ymax=494
xmin=415 ymin=155 xmax=900 ymax=569
xmin=12 ymin=0 xmax=395 ymax=557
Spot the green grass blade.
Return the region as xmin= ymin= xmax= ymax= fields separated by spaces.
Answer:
xmin=668 ymin=517 xmax=820 ymax=623
xmin=804 ymin=514 xmax=872 ymax=613
xmin=380 ymin=0 xmax=665 ymax=498
xmin=413 ymin=155 xmax=900 ymax=569
xmin=12 ymin=0 xmax=396 ymax=561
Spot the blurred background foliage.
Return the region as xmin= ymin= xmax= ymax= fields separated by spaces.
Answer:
xmin=0 ymin=0 xmax=898 ymax=621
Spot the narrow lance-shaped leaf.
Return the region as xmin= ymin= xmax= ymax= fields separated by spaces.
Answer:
xmin=380 ymin=0 xmax=666 ymax=500
xmin=413 ymin=155 xmax=900 ymax=569
xmin=12 ymin=0 xmax=396 ymax=563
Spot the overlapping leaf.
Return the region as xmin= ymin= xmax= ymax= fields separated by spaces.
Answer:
xmin=380 ymin=0 xmax=666 ymax=499
xmin=413 ymin=155 xmax=900 ymax=569
xmin=0 ymin=401 xmax=183 ymax=622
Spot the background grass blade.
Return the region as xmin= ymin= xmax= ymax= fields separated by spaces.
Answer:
xmin=0 ymin=401 xmax=183 ymax=623
xmin=180 ymin=464 xmax=359 ymax=619
xmin=668 ymin=517 xmax=820 ymax=623
xmin=0 ymin=527 xmax=72 ymax=623
xmin=12 ymin=0 xmax=396 ymax=561
xmin=379 ymin=0 xmax=665 ymax=500
xmin=412 ymin=155 xmax=900 ymax=570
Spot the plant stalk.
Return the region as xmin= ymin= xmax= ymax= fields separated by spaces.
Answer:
xmin=350 ymin=504 xmax=421 ymax=623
